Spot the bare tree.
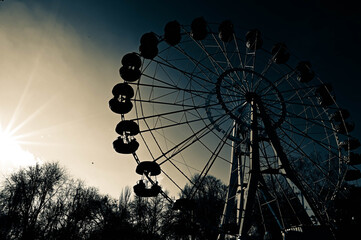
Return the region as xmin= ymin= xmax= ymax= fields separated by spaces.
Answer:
xmin=179 ymin=174 xmax=228 ymax=240
xmin=0 ymin=162 xmax=68 ymax=240
xmin=0 ymin=163 xmax=138 ymax=240
xmin=0 ymin=163 xmax=230 ymax=240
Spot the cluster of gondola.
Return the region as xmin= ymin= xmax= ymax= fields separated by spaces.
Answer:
xmin=109 ymin=49 xmax=163 ymax=197
xmin=295 ymin=62 xmax=361 ymax=182
xmin=313 ymin=82 xmax=361 ymax=182
xmin=312 ymin=83 xmax=361 ymax=181
xmin=331 ymin=107 xmax=361 ymax=181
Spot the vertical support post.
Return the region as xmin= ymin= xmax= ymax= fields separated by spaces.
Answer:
xmin=237 ymin=141 xmax=245 ymax=226
xmin=218 ymin=121 xmax=241 ymax=240
xmin=239 ymin=97 xmax=260 ymax=237
xmin=257 ymin=100 xmax=320 ymax=226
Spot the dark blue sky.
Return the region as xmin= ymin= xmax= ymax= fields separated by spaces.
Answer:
xmin=46 ymin=0 xmax=361 ymax=96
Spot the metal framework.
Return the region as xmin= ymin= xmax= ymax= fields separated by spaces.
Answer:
xmin=109 ymin=18 xmax=361 ymax=239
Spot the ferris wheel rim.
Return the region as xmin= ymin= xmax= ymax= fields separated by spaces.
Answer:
xmin=111 ymin=18 xmax=360 ymax=239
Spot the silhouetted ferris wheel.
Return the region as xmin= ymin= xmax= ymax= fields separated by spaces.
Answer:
xmin=109 ymin=17 xmax=361 ymax=239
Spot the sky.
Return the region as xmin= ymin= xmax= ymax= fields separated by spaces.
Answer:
xmin=0 ymin=0 xmax=360 ymax=199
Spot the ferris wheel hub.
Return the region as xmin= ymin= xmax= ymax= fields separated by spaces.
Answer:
xmin=244 ymin=92 xmax=258 ymax=103
xmin=215 ymin=68 xmax=286 ymax=129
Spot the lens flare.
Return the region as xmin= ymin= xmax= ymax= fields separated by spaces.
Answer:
xmin=0 ymin=124 xmax=41 ymax=176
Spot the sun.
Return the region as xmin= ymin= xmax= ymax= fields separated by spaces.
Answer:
xmin=0 ymin=124 xmax=40 ymax=176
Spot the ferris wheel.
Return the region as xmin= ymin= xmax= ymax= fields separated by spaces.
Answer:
xmin=109 ymin=17 xmax=361 ymax=239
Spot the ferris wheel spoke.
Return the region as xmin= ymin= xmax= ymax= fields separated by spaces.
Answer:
xmin=153 ymin=56 xmax=216 ymax=87
xmin=210 ymin=32 xmax=233 ymax=66
xmin=157 ymin=60 xmax=190 ymax=88
xmin=133 ymin=87 xmax=154 ymax=161
xmin=280 ymin=121 xmax=338 ymax=153
xmin=259 ymin=182 xmax=294 ymax=228
xmin=283 ymin=88 xmax=316 ymax=104
xmin=135 ymin=87 xmax=218 ymax=163
xmin=222 ymin=43 xmax=241 ymax=70
xmin=131 ymin=81 xmax=211 ymax=95
xmin=138 ymin=111 xmax=168 ymax=160
xmin=155 ymin=100 xmax=240 ymax=168
xmin=136 ymin=128 xmax=156 ymax=160
xmin=156 ymin=57 xmax=221 ymax=98
xmin=263 ymin=97 xmax=338 ymax=110
xmin=140 ymin=113 xmax=223 ymax=133
xmin=167 ymin=155 xmax=201 ymax=173
xmin=259 ymin=143 xmax=278 ymax=164
xmin=257 ymin=70 xmax=295 ymax=95
xmin=144 ymin=121 xmax=193 ymax=170
xmin=161 ymin=169 xmax=184 ymax=192
xmin=189 ymin=123 xmax=234 ymax=198
xmin=233 ymin=38 xmax=253 ymax=91
xmin=242 ymin=49 xmax=258 ymax=91
xmin=263 ymin=178 xmax=288 ymax=229
xmin=270 ymin=138 xmax=337 ymax=224
xmin=149 ymin=89 xmax=182 ymax=103
xmin=232 ymin=34 xmax=245 ymax=68
xmin=137 ymin=97 xmax=238 ymax=111
xmin=253 ymin=59 xmax=275 ymax=92
xmin=190 ymin=137 xmax=231 ymax=199
xmin=148 ymin=118 xmax=203 ymax=181
xmin=156 ymin=131 xmax=228 ymax=186
xmin=163 ymin=114 xmax=232 ymax=165
xmin=199 ymin=43 xmax=246 ymax=92
xmin=259 ymin=84 xmax=320 ymax=98
xmin=262 ymin=102 xmax=335 ymax=133
xmin=159 ymin=153 xmax=197 ymax=186
xmin=135 ymin=78 xmax=219 ymax=107
xmin=159 ymin=150 xmax=206 ymax=194
xmin=216 ymin=75 xmax=246 ymax=98
xmin=144 ymin=88 xmax=211 ymax=107
xmin=263 ymin=99 xmax=339 ymax=113
xmin=210 ymin=32 xmax=243 ymax=83
xmin=277 ymin=128 xmax=340 ymax=186
xmin=279 ymin=80 xmax=330 ymax=125
xmin=133 ymin=82 xmax=172 ymax=161
xmin=271 ymin=174 xmax=305 ymax=225
xmin=263 ymin=101 xmax=329 ymax=126
xmin=156 ymin=42 xmax=173 ymax=55
xmin=262 ymin=103 xmax=333 ymax=191
xmin=220 ymin=73 xmax=249 ymax=96
xmin=175 ymin=43 xmax=222 ymax=77
xmin=272 ymin=70 xmax=296 ymax=87
xmin=139 ymin=57 xmax=154 ymax=73
xmin=189 ymin=36 xmax=225 ymax=74
xmin=198 ymin=38 xmax=247 ymax=92
xmin=265 ymin=120 xmax=333 ymax=165
xmin=155 ymin=109 xmax=231 ymax=164
xmin=263 ymin=106 xmax=337 ymax=151
xmin=284 ymin=86 xmax=317 ymax=101
xmin=130 ymin=100 xmax=227 ymax=122
xmin=132 ymin=98 xmax=202 ymax=108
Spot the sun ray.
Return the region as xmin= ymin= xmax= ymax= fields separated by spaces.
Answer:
xmin=8 ymin=93 xmax=59 ymax=137
xmin=10 ymin=110 xmax=105 ymax=144
xmin=5 ymin=54 xmax=42 ymax=134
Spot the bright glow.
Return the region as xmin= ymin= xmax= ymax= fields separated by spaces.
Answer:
xmin=0 ymin=125 xmax=41 ymax=176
